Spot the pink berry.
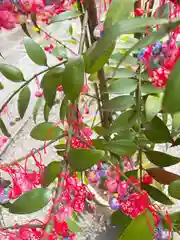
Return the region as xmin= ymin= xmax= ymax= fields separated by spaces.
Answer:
xmin=35 ymin=90 xmax=43 ymax=98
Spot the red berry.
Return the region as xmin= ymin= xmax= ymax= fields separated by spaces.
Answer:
xmin=135 ymin=8 xmax=144 ymax=16
xmin=57 ymin=85 xmax=63 ymax=92
xmin=142 ymin=174 xmax=153 ymax=184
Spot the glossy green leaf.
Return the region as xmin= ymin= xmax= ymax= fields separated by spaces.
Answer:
xmin=66 ymin=218 xmax=81 ymax=232
xmin=41 ymin=161 xmax=61 ymax=187
xmin=44 ymin=103 xmax=51 ymax=122
xmin=147 ymin=168 xmax=180 ymax=185
xmin=163 ymin=60 xmax=180 ymax=114
xmin=24 ymin=37 xmax=47 ymax=66
xmin=144 ymin=150 xmax=180 ymax=167
xmin=30 ymin=122 xmax=63 ymax=141
xmin=0 ymin=64 xmax=24 ymax=82
xmin=108 ymin=78 xmax=137 ymax=94
xmin=0 ymin=118 xmax=11 ymax=137
xmin=84 ymin=41 xmax=115 ymax=74
xmin=110 ymin=52 xmax=137 ymax=66
xmin=62 ymin=56 xmax=84 ymax=103
xmin=68 ymin=148 xmax=104 ymax=171
xmin=93 ymin=126 xmax=108 ymax=137
xmin=109 ymin=110 xmax=137 ymax=133
xmin=142 ymin=183 xmax=173 ymax=205
xmin=120 ymin=211 xmax=154 ymax=240
xmin=104 ymin=139 xmax=137 ymax=156
xmin=18 ymin=86 xmax=31 ymax=119
xmin=145 ymin=95 xmax=162 ymax=121
xmin=168 ymin=180 xmax=180 ymax=200
xmin=141 ymin=83 xmax=163 ymax=95
xmin=9 ymin=188 xmax=51 ymax=214
xmin=172 ymin=112 xmax=180 ymax=130
xmin=59 ymin=96 xmax=69 ymax=123
xmin=91 ymin=139 xmax=105 ymax=150
xmin=143 ymin=116 xmax=172 ymax=143
xmin=33 ymin=97 xmax=43 ymax=123
xmin=52 ymin=46 xmax=67 ymax=59
xmin=41 ymin=67 xmax=63 ymax=107
xmin=106 ymin=67 xmax=135 ymax=79
xmin=111 ymin=210 xmax=132 ymax=236
xmin=106 ymin=96 xmax=135 ymax=111
xmin=51 ymin=10 xmax=82 ymax=23
xmin=104 ymin=0 xmax=134 ymax=30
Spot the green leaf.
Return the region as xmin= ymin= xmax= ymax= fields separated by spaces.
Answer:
xmin=18 ymin=86 xmax=31 ymax=119
xmin=104 ymin=0 xmax=134 ymax=30
xmin=106 ymin=67 xmax=135 ymax=79
xmin=0 ymin=64 xmax=24 ymax=82
xmin=120 ymin=211 xmax=155 ymax=240
xmin=41 ymin=161 xmax=62 ymax=187
xmin=144 ymin=150 xmax=180 ymax=167
xmin=141 ymin=83 xmax=163 ymax=95
xmin=110 ymin=52 xmax=137 ymax=66
xmin=142 ymin=183 xmax=173 ymax=205
xmin=30 ymin=122 xmax=63 ymax=141
xmin=33 ymin=97 xmax=43 ymax=123
xmin=111 ymin=210 xmax=132 ymax=236
xmin=108 ymin=78 xmax=137 ymax=94
xmin=143 ymin=116 xmax=172 ymax=143
xmin=62 ymin=56 xmax=84 ymax=103
xmin=168 ymin=180 xmax=180 ymax=200
xmin=66 ymin=218 xmax=81 ymax=232
xmin=93 ymin=126 xmax=108 ymax=137
xmin=106 ymin=96 xmax=135 ymax=111
xmin=0 ymin=118 xmax=11 ymax=137
xmin=145 ymin=94 xmax=162 ymax=121
xmin=68 ymin=148 xmax=104 ymax=171
xmin=109 ymin=110 xmax=137 ymax=133
xmin=51 ymin=10 xmax=82 ymax=23
xmin=9 ymin=188 xmax=51 ymax=214
xmin=172 ymin=112 xmax=180 ymax=130
xmin=146 ymin=168 xmax=180 ymax=185
xmin=41 ymin=67 xmax=63 ymax=107
xmin=44 ymin=103 xmax=51 ymax=122
xmin=84 ymin=41 xmax=115 ymax=74
xmin=104 ymin=139 xmax=137 ymax=156
xmin=59 ymin=96 xmax=69 ymax=123
xmin=52 ymin=46 xmax=67 ymax=59
xmin=91 ymin=139 xmax=105 ymax=150
xmin=24 ymin=37 xmax=47 ymax=66
xmin=162 ymin=59 xmax=180 ymax=114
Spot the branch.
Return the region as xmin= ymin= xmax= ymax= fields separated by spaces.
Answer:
xmin=78 ymin=10 xmax=89 ymax=54
xmin=40 ymin=28 xmax=78 ymax=56
xmin=0 ymin=60 xmax=67 ymax=115
xmin=0 ymin=133 xmax=65 ymax=168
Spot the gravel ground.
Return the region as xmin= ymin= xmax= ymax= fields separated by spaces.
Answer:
xmin=0 ymin=15 xmax=180 ymax=240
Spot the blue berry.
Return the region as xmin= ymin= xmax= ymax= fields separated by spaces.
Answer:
xmin=9 ymin=119 xmax=15 ymax=126
xmin=109 ymin=197 xmax=120 ymax=210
